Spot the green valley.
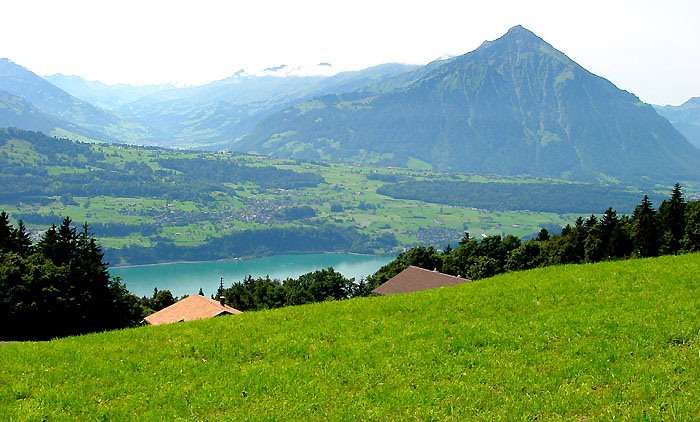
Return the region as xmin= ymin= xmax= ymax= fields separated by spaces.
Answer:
xmin=0 ymin=128 xmax=662 ymax=266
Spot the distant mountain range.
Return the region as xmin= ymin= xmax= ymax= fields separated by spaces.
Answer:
xmin=235 ymin=26 xmax=700 ymax=185
xmin=44 ymin=74 xmax=177 ymax=110
xmin=0 ymin=26 xmax=698 ymax=186
xmin=113 ymin=63 xmax=419 ymax=148
xmin=0 ymin=58 xmax=162 ymax=144
xmin=0 ymin=89 xmax=108 ymax=141
xmin=654 ymin=97 xmax=700 ymax=148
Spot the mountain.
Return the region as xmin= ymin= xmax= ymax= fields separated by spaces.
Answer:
xmin=0 ymin=89 xmax=109 ymax=141
xmin=44 ymin=74 xmax=176 ymax=110
xmin=0 ymin=58 xmax=161 ymax=144
xmin=654 ymin=97 xmax=700 ymax=148
xmin=116 ymin=63 xmax=418 ymax=148
xmin=235 ymin=26 xmax=700 ymax=186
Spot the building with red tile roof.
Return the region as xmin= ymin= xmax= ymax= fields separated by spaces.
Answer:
xmin=143 ymin=294 xmax=242 ymax=326
xmin=372 ymin=266 xmax=470 ymax=295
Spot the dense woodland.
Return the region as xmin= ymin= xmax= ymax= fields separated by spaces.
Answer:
xmin=106 ymin=223 xmax=397 ymax=265
xmin=0 ymin=214 xmax=143 ymax=340
xmin=377 ymin=180 xmax=666 ymax=214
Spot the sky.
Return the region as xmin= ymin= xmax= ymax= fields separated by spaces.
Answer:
xmin=1 ymin=0 xmax=698 ymax=105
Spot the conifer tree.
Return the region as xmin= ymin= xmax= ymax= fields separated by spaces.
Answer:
xmin=14 ymin=220 xmax=33 ymax=257
xmin=36 ymin=224 xmax=60 ymax=262
xmin=658 ymin=183 xmax=686 ymax=254
xmin=631 ymin=195 xmax=659 ymax=257
xmin=0 ymin=211 xmax=12 ymax=253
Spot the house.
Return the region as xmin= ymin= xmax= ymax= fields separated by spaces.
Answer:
xmin=372 ymin=266 xmax=470 ymax=295
xmin=143 ymin=294 xmax=242 ymax=326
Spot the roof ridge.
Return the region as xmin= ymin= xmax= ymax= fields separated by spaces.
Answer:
xmin=408 ymin=265 xmax=465 ymax=280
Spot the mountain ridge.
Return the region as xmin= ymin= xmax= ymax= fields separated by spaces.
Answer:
xmin=0 ymin=89 xmax=109 ymax=142
xmin=654 ymin=96 xmax=700 ymax=148
xmin=234 ymin=26 xmax=699 ymax=186
xmin=0 ymin=58 xmax=162 ymax=144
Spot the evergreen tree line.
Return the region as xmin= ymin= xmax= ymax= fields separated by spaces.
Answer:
xmin=0 ymin=214 xmax=145 ymax=340
xmin=214 ymin=268 xmax=364 ymax=312
xmin=377 ymin=179 xmax=667 ymax=214
xmin=365 ymin=184 xmax=695 ymax=288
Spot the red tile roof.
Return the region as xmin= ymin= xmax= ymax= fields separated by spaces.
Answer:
xmin=143 ymin=294 xmax=242 ymax=326
xmin=372 ymin=266 xmax=470 ymax=295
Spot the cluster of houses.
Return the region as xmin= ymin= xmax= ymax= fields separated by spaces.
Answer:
xmin=144 ymin=266 xmax=470 ymax=325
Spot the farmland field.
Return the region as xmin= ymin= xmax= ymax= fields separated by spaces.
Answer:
xmin=0 ymin=129 xmax=672 ymax=265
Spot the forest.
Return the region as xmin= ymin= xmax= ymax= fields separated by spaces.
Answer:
xmin=377 ymin=179 xmax=667 ymax=214
xmin=0 ymin=213 xmax=143 ymax=340
xmin=106 ymin=223 xmax=397 ymax=265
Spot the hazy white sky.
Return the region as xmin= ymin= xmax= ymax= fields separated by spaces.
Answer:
xmin=1 ymin=0 xmax=698 ymax=105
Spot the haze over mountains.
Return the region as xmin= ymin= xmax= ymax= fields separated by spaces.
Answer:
xmin=0 ymin=26 xmax=698 ymax=186
xmin=237 ymin=26 xmax=700 ymax=185
xmin=655 ymin=97 xmax=700 ymax=149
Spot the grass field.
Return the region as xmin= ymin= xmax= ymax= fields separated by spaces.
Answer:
xmin=2 ymin=253 xmax=700 ymax=420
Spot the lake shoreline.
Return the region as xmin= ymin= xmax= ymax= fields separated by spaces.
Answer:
xmin=110 ymin=253 xmax=394 ymax=297
xmin=109 ymin=251 xmax=392 ymax=269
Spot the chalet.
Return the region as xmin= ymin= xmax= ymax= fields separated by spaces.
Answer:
xmin=143 ymin=294 xmax=242 ymax=326
xmin=372 ymin=266 xmax=471 ymax=295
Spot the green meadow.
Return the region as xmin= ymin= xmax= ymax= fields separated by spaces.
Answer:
xmin=2 ymin=253 xmax=700 ymax=420
xmin=2 ymin=136 xmax=579 ymax=261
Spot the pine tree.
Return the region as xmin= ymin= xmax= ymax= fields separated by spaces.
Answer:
xmin=14 ymin=220 xmax=33 ymax=257
xmin=584 ymin=215 xmax=598 ymax=229
xmin=631 ymin=195 xmax=659 ymax=257
xmin=55 ymin=217 xmax=77 ymax=265
xmin=0 ymin=211 xmax=13 ymax=253
xmin=36 ymin=224 xmax=60 ymax=263
xmin=658 ymin=183 xmax=686 ymax=254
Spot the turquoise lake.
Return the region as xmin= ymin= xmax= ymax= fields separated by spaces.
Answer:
xmin=110 ymin=253 xmax=393 ymax=297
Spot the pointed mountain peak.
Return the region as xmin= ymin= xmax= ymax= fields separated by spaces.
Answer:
xmin=499 ymin=25 xmax=546 ymax=45
xmin=505 ymin=25 xmax=536 ymax=37
xmin=476 ymin=25 xmax=546 ymax=52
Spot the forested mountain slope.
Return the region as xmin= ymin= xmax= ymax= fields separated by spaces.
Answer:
xmin=0 ymin=59 xmax=162 ymax=144
xmin=655 ymin=97 xmax=700 ymax=148
xmin=237 ymin=26 xmax=700 ymax=186
xmin=0 ymin=90 xmax=106 ymax=141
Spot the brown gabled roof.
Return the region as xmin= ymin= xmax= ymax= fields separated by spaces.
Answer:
xmin=143 ymin=294 xmax=242 ymax=326
xmin=372 ymin=266 xmax=470 ymax=295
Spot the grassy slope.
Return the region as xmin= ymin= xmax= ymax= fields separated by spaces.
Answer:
xmin=2 ymin=254 xmax=700 ymax=420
